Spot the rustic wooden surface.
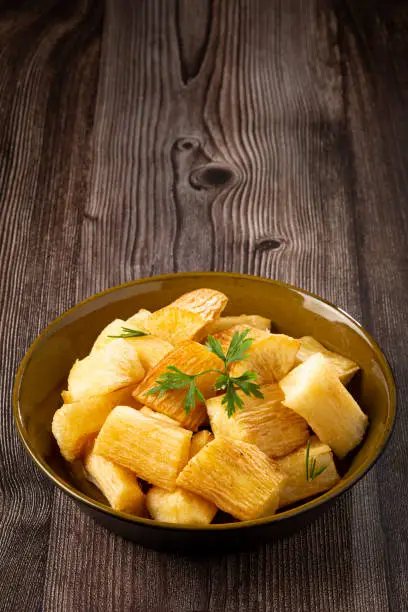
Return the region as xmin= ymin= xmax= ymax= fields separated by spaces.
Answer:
xmin=1 ymin=0 xmax=407 ymax=610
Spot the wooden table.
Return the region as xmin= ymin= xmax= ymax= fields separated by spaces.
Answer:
xmin=1 ymin=1 xmax=407 ymax=610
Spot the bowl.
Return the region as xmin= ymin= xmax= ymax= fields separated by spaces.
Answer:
xmin=13 ymin=273 xmax=396 ymax=552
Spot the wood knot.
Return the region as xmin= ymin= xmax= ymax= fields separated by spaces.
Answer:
xmin=83 ymin=211 xmax=99 ymax=222
xmin=174 ymin=137 xmax=201 ymax=153
xmin=189 ymin=164 xmax=234 ymax=191
xmin=254 ymin=237 xmax=283 ymax=252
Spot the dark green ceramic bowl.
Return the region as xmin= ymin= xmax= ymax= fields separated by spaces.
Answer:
xmin=13 ymin=273 xmax=396 ymax=552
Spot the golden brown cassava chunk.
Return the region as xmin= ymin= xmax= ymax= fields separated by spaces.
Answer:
xmin=146 ymin=486 xmax=217 ymax=525
xmin=211 ymin=324 xmax=270 ymax=353
xmin=169 ymin=288 xmax=228 ymax=323
xmin=207 ymin=314 xmax=271 ymax=334
xmin=94 ymin=406 xmax=192 ymax=490
xmin=296 ymin=336 xmax=359 ymax=385
xmin=176 ymin=437 xmax=286 ymax=521
xmin=84 ymin=443 xmax=145 ymax=514
xmin=134 ymin=341 xmax=223 ymax=430
xmin=230 ymin=334 xmax=300 ymax=383
xmin=277 ymin=437 xmax=340 ymax=508
xmin=279 ymin=353 xmax=368 ymax=459
xmin=206 ymin=384 xmax=309 ymax=458
xmin=52 ymin=386 xmax=139 ymax=462
xmin=140 ymin=307 xmax=209 ymax=345
xmin=67 ymin=339 xmax=144 ymax=402
xmin=189 ymin=430 xmax=215 ymax=459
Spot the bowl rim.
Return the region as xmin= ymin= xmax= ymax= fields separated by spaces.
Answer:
xmin=13 ymin=271 xmax=397 ymax=532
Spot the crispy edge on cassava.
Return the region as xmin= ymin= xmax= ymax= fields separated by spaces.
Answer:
xmin=207 ymin=383 xmax=309 ymax=458
xmin=279 ymin=353 xmax=368 ymax=459
xmin=94 ymin=406 xmax=192 ymax=491
xmin=61 ymin=390 xmax=73 ymax=403
xmin=169 ymin=288 xmax=228 ymax=323
xmin=176 ymin=436 xmax=286 ymax=521
xmin=134 ymin=341 xmax=223 ymax=430
xmin=207 ymin=314 xmax=271 ymax=335
xmin=139 ymin=406 xmax=181 ymax=427
xmin=210 ymin=324 xmax=270 ymax=353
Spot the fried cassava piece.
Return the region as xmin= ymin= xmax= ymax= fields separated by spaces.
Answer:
xmin=206 ymin=383 xmax=309 ymax=458
xmin=210 ymin=323 xmax=270 ymax=352
xmin=295 ymin=336 xmax=359 ymax=385
xmin=176 ymin=436 xmax=286 ymax=521
xmin=52 ymin=386 xmax=139 ymax=462
xmin=139 ymin=406 xmax=181 ymax=427
xmin=94 ymin=406 xmax=192 ymax=491
xmin=169 ymin=288 xmax=228 ymax=322
xmin=132 ymin=289 xmax=229 ymax=345
xmin=146 ymin=486 xmax=217 ymax=525
xmin=134 ymin=341 xmax=223 ymax=430
xmin=277 ymin=437 xmax=340 ymax=508
xmin=84 ymin=442 xmax=145 ymax=514
xmin=229 ymin=334 xmax=300 ymax=383
xmin=207 ymin=314 xmax=271 ymax=334
xmin=67 ymin=339 xmax=144 ymax=402
xmin=140 ymin=307 xmax=209 ymax=345
xmin=91 ymin=317 xmax=173 ymax=371
xmin=279 ymin=353 xmax=368 ymax=459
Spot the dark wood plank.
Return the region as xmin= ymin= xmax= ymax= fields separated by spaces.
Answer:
xmin=337 ymin=2 xmax=408 ymax=609
xmin=0 ymin=1 xmax=102 ymax=611
xmin=1 ymin=0 xmax=407 ymax=611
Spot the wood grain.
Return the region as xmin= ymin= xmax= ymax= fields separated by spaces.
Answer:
xmin=0 ymin=0 xmax=407 ymax=610
xmin=0 ymin=1 xmax=101 ymax=611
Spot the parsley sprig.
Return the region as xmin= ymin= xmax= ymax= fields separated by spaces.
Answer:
xmin=145 ymin=329 xmax=263 ymax=417
xmin=207 ymin=331 xmax=264 ymax=416
xmin=305 ymin=439 xmax=327 ymax=482
xmin=108 ymin=326 xmax=150 ymax=339
xmin=145 ymin=365 xmax=208 ymax=414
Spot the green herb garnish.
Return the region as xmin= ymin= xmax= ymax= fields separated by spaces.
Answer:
xmin=145 ymin=365 xmax=208 ymax=415
xmin=108 ymin=326 xmax=150 ymax=339
xmin=145 ymin=329 xmax=263 ymax=417
xmin=305 ymin=439 xmax=327 ymax=482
